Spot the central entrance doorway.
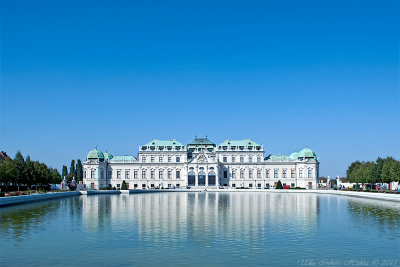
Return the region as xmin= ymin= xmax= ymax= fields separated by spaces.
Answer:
xmin=198 ymin=172 xmax=206 ymax=186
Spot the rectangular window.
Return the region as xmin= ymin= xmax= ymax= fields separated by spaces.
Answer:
xmin=291 ymin=169 xmax=295 ymax=178
xmin=257 ymin=169 xmax=261 ymax=178
xmin=240 ymin=170 xmax=244 ymax=179
xmin=249 ymin=170 xmax=253 ymax=179
xmin=257 ymin=156 xmax=261 ymax=163
xmin=176 ymin=156 xmax=180 ymax=162
xmin=249 ymin=156 xmax=252 ymax=163
xmin=240 ymin=156 xmax=244 ymax=163
xmin=249 ymin=183 xmax=253 ymax=188
xmin=232 ymin=183 xmax=236 ymax=188
xmin=168 ymin=156 xmax=172 ymax=163
xmin=258 ymin=183 xmax=261 ymax=188
xmin=159 ymin=171 xmax=163 ymax=179
xmin=142 ymin=170 xmax=146 ymax=179
xmin=224 ymin=170 xmax=227 ymax=178
xmin=134 ymin=184 xmax=138 ymax=188
xmin=176 ymin=184 xmax=180 ymax=188
xmin=159 ymin=156 xmax=163 ymax=163
xmin=299 ymin=170 xmax=303 ymax=178
xmin=223 ymin=157 xmax=227 ymax=163
xmin=232 ymin=170 xmax=236 ymax=179
xmin=231 ymin=156 xmax=235 ymax=163
xmin=117 ymin=184 xmax=120 ymax=188
xmin=176 ymin=170 xmax=180 ymax=179
xmin=266 ymin=169 xmax=270 ymax=178
xmin=282 ymin=169 xmax=287 ymax=178
xmin=91 ymin=170 xmax=95 ymax=178
xmin=134 ymin=171 xmax=138 ymax=179
xmin=291 ymin=183 xmax=295 ymax=188
xmin=308 ymin=169 xmax=312 ymax=178
xmin=151 ymin=170 xmax=155 ymax=179
xmin=125 ymin=170 xmax=130 ymax=179
xmin=274 ymin=169 xmax=278 ymax=178
xmin=168 ymin=171 xmax=172 ymax=179
xmin=151 ymin=156 xmax=155 ymax=163
xmin=151 ymin=184 xmax=155 ymax=188
xmin=168 ymin=184 xmax=172 ymax=188
xmin=142 ymin=184 xmax=146 ymax=189
xmin=117 ymin=170 xmax=121 ymax=179
xmin=142 ymin=156 xmax=146 ymax=163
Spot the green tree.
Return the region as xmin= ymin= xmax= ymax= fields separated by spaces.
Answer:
xmin=0 ymin=158 xmax=15 ymax=185
xmin=382 ymin=157 xmax=399 ymax=190
xmin=13 ymin=151 xmax=25 ymax=191
xmin=372 ymin=157 xmax=385 ymax=183
xmin=76 ymin=160 xmax=83 ymax=182
xmin=276 ymin=180 xmax=283 ymax=189
xmin=346 ymin=161 xmax=362 ymax=184
xmin=121 ymin=180 xmax=127 ymax=190
xmin=24 ymin=156 xmax=34 ymax=189
xmin=62 ymin=165 xmax=68 ymax=180
xmin=69 ymin=160 xmax=76 ymax=181
xmin=50 ymin=168 xmax=61 ymax=184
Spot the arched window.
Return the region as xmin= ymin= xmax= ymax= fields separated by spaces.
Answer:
xmin=188 ymin=171 xmax=195 ymax=186
xmin=198 ymin=171 xmax=206 ymax=186
xmin=91 ymin=169 xmax=95 ymax=179
xmin=308 ymin=168 xmax=313 ymax=178
xmin=208 ymin=172 xmax=216 ymax=186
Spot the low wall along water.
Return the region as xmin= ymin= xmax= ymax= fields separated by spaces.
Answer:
xmin=0 ymin=189 xmax=399 ymax=207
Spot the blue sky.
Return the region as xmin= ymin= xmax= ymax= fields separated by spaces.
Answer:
xmin=1 ymin=0 xmax=399 ymax=177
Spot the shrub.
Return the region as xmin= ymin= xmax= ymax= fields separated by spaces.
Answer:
xmin=121 ymin=180 xmax=127 ymax=190
xmin=276 ymin=180 xmax=283 ymax=189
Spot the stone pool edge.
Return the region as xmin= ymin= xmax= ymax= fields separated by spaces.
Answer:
xmin=1 ymin=189 xmax=399 ymax=207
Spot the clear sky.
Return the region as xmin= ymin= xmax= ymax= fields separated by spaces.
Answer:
xmin=1 ymin=0 xmax=399 ymax=177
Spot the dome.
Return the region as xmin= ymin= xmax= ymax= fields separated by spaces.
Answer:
xmin=298 ymin=146 xmax=316 ymax=158
xmin=103 ymin=151 xmax=113 ymax=161
xmin=87 ymin=147 xmax=104 ymax=160
xmin=289 ymin=151 xmax=299 ymax=160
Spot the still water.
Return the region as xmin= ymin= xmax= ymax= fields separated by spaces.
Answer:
xmin=1 ymin=192 xmax=399 ymax=267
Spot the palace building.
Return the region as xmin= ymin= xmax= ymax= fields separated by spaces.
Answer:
xmin=83 ymin=137 xmax=319 ymax=190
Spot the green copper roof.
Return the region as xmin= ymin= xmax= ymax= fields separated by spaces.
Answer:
xmin=187 ymin=137 xmax=215 ymax=147
xmin=289 ymin=151 xmax=299 ymax=160
xmin=298 ymin=146 xmax=316 ymax=158
xmin=219 ymin=139 xmax=261 ymax=147
xmin=269 ymin=154 xmax=289 ymax=161
xmin=87 ymin=147 xmax=104 ymax=159
xmin=110 ymin=155 xmax=137 ymax=162
xmin=144 ymin=139 xmax=184 ymax=147
xmin=103 ymin=151 xmax=113 ymax=161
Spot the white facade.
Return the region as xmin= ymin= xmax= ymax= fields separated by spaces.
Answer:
xmin=83 ymin=138 xmax=319 ymax=190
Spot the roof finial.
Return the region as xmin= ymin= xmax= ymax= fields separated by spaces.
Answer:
xmin=95 ymin=146 xmax=97 ymax=150
xmin=195 ymin=134 xmax=197 ymax=138
xmin=206 ymin=135 xmax=208 ymax=138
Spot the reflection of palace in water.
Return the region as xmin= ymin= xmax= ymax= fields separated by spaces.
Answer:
xmin=82 ymin=193 xmax=319 ymax=239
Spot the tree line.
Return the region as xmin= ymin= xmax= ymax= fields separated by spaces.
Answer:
xmin=61 ymin=159 xmax=83 ymax=182
xmin=346 ymin=157 xmax=400 ymax=189
xmin=0 ymin=151 xmax=61 ymax=191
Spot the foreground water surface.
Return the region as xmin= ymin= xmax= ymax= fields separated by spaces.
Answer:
xmin=1 ymin=192 xmax=399 ymax=267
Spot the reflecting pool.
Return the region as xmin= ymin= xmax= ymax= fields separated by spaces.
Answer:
xmin=1 ymin=193 xmax=399 ymax=266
